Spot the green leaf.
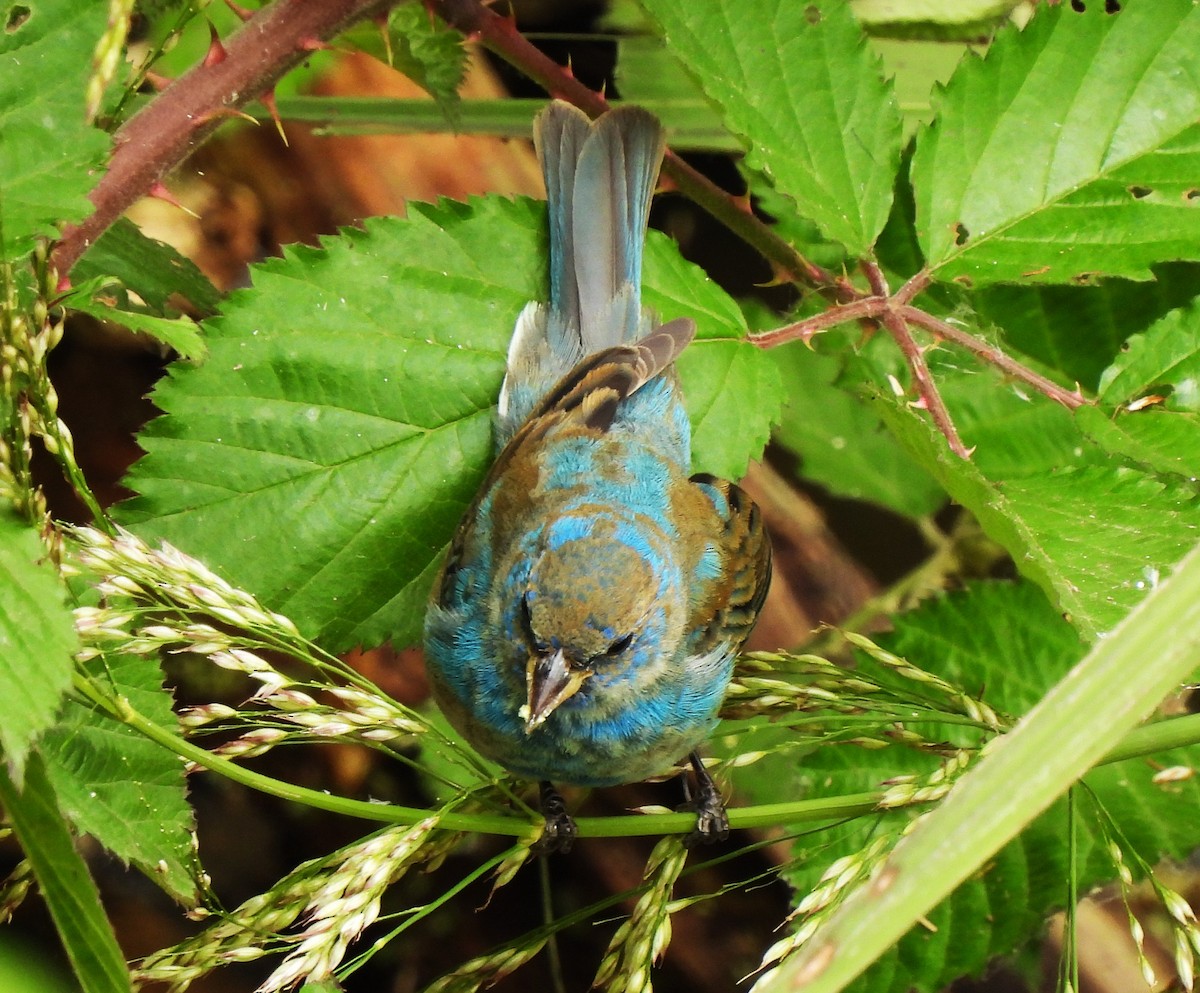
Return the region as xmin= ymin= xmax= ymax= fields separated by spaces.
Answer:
xmin=41 ymin=653 xmax=197 ymax=905
xmin=641 ymin=0 xmax=902 ymax=256
xmin=1077 ymin=405 xmax=1200 ymax=484
xmin=388 ymin=3 xmax=465 ymax=111
xmin=342 ymin=1 xmax=465 ymax=113
xmin=971 ymin=263 xmax=1200 ymax=390
xmin=770 ymin=338 xmax=945 ymax=517
xmin=767 ymin=541 xmax=1200 ymax=993
xmin=912 ymin=0 xmax=1200 ymax=284
xmin=63 ymin=279 xmax=206 ymax=361
xmin=878 ymin=388 xmax=1200 ymax=640
xmin=0 ymin=0 xmax=110 ymax=261
xmin=740 ymin=581 xmax=1200 ymax=993
xmin=0 ymin=756 xmax=133 ymax=993
xmin=0 ymin=510 xmax=76 ymax=783
xmin=1073 ymin=301 xmax=1200 ymax=485
xmin=119 ymin=198 xmax=763 ymax=650
xmin=1097 ymin=300 xmax=1200 ymax=412
xmin=72 ymin=218 xmax=221 ymax=315
xmin=644 ymin=231 xmax=782 ymax=480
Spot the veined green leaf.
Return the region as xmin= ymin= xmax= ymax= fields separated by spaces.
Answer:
xmin=641 ymin=0 xmax=902 ymax=256
xmin=913 ymin=0 xmax=1200 ymax=284
xmin=1097 ymin=301 xmax=1200 ymax=412
xmin=63 ymin=279 xmax=205 ymax=361
xmin=73 ymin=218 xmax=221 ymax=316
xmin=0 ymin=510 xmax=76 ymax=784
xmin=41 ymin=653 xmax=197 ymax=905
xmin=1075 ymin=301 xmax=1200 ymax=485
xmin=0 ymin=0 xmax=110 ymax=261
xmin=876 ymin=385 xmax=1200 ymax=641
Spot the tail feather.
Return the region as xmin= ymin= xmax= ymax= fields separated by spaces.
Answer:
xmin=534 ymin=102 xmax=665 ymax=353
xmin=533 ymin=103 xmax=591 ymax=354
xmin=501 ymin=102 xmax=667 ymax=443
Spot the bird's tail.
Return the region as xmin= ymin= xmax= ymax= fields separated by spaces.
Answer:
xmin=538 ymin=100 xmax=665 ymax=355
xmin=498 ymin=102 xmax=666 ymax=440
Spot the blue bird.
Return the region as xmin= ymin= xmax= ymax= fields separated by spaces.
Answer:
xmin=424 ymin=101 xmax=771 ymax=850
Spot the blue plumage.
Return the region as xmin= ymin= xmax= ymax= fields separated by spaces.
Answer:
xmin=424 ymin=102 xmax=771 ymax=847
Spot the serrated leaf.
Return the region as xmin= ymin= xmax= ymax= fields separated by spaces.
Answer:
xmin=0 ymin=756 xmax=133 ymax=993
xmin=770 ymin=336 xmax=944 ymax=517
xmin=64 ymin=280 xmax=205 ymax=361
xmin=41 ymin=653 xmax=197 ymax=905
xmin=1076 ymin=406 xmax=1200 ymax=485
xmin=1097 ymin=300 xmax=1200 ymax=412
xmin=342 ymin=2 xmax=465 ymax=113
xmin=739 ymin=581 xmax=1200 ymax=993
xmin=0 ymin=0 xmax=110 ymax=261
xmin=73 ymin=218 xmax=221 ymax=315
xmin=641 ymin=0 xmax=902 ymax=256
xmin=0 ymin=510 xmax=76 ymax=784
xmin=912 ymin=0 xmax=1200 ymax=284
xmin=386 ymin=2 xmax=464 ymax=112
xmin=972 ymin=263 xmax=1200 ymax=390
xmin=1072 ymin=301 xmax=1200 ymax=488
xmin=644 ymin=232 xmax=781 ymax=480
xmin=877 ymin=388 xmax=1200 ymax=640
xmin=119 ymin=198 xmax=765 ymax=650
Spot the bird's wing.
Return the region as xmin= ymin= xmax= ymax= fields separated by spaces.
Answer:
xmin=683 ymin=474 xmax=772 ymax=659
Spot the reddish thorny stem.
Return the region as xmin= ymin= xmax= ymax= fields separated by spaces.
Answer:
xmin=52 ymin=0 xmax=396 ymax=277
xmin=52 ymin=0 xmax=1085 ymax=459
xmin=750 ymin=260 xmax=1085 ymax=459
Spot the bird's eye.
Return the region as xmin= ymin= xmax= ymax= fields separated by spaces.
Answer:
xmin=607 ymin=633 xmax=634 ymax=656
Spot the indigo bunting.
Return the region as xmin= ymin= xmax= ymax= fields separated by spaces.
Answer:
xmin=424 ymin=101 xmax=771 ymax=850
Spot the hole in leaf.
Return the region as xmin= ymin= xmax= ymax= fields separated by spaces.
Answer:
xmin=5 ymin=4 xmax=30 ymax=31
xmin=1105 ymin=0 xmax=1121 ymax=11
xmin=953 ymin=222 xmax=969 ymax=246
xmin=804 ymin=5 xmax=821 ymax=23
xmin=1185 ymin=188 xmax=1200 ymax=202
xmin=1070 ymin=0 xmax=1086 ymax=10
xmin=1127 ymin=185 xmax=1153 ymax=199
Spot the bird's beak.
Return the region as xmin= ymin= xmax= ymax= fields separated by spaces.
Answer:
xmin=522 ymin=648 xmax=590 ymax=733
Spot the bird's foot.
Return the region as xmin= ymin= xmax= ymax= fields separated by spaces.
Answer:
xmin=679 ymin=751 xmax=730 ymax=847
xmin=533 ymin=781 xmax=577 ymax=855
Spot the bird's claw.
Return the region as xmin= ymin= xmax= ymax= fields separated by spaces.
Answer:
xmin=679 ymin=751 xmax=730 ymax=847
xmin=533 ymin=781 xmax=577 ymax=855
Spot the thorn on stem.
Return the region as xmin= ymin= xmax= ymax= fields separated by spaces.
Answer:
xmin=295 ymin=36 xmax=333 ymax=53
xmin=259 ymin=88 xmax=288 ymax=146
xmin=222 ymin=0 xmax=253 ymax=21
xmin=147 ymin=182 xmax=200 ymax=219
xmin=143 ymin=71 xmax=173 ymax=92
xmin=194 ymin=106 xmax=259 ymax=128
xmin=202 ymin=21 xmax=228 ymax=69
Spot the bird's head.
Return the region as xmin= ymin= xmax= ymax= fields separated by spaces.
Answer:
xmin=513 ymin=513 xmax=678 ymax=732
